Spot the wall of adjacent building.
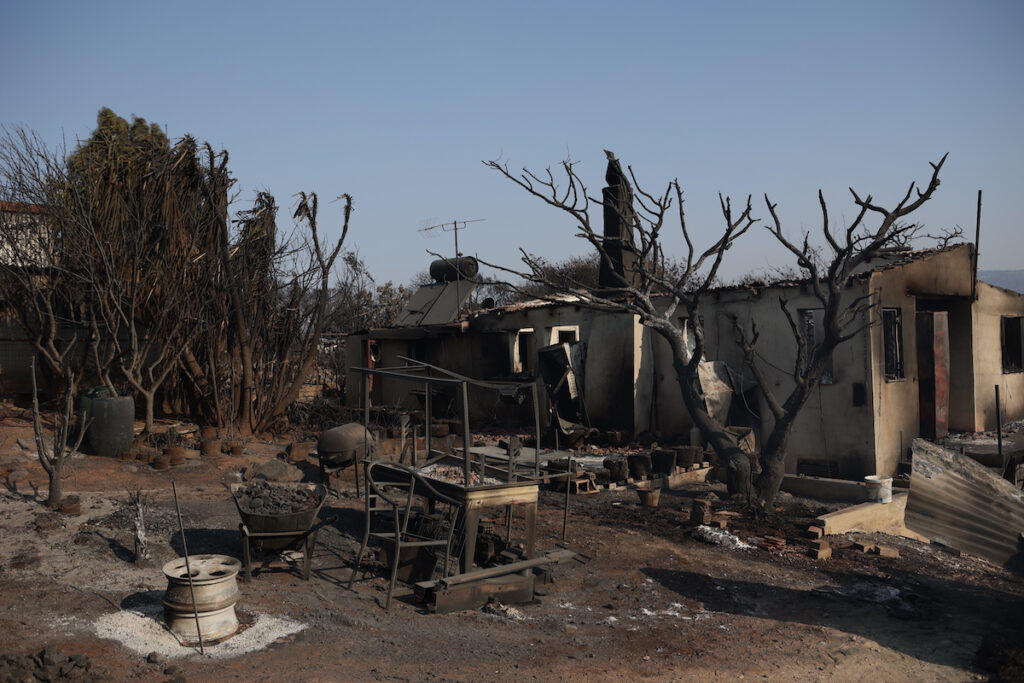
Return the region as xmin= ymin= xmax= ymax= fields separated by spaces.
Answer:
xmin=972 ymin=281 xmax=1024 ymax=430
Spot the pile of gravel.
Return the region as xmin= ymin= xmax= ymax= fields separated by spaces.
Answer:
xmin=233 ymin=480 xmax=319 ymax=515
xmin=0 ymin=647 xmax=108 ymax=681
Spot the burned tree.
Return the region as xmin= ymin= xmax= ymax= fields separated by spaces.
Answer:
xmin=0 ymin=129 xmax=93 ymax=506
xmin=184 ymin=190 xmax=349 ymax=436
xmin=486 ymin=151 xmax=947 ymax=509
xmin=30 ymin=360 xmax=87 ymax=508
xmin=732 ymin=154 xmax=948 ymax=506
xmin=61 ymin=113 xmax=230 ymax=434
xmin=484 ymin=152 xmax=755 ymax=480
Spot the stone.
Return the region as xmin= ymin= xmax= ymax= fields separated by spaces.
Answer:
xmin=39 ymin=647 xmax=64 ymax=667
xmin=248 ymin=458 xmax=303 ymax=482
xmin=146 ymin=651 xmax=165 ymax=664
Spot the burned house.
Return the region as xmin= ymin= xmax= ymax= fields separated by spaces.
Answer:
xmin=347 ymin=149 xmax=1024 ymax=481
xmin=649 ymin=244 xmax=1024 ymax=478
xmin=349 ymin=242 xmax=1024 ymax=479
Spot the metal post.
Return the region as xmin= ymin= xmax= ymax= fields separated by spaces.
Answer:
xmin=172 ymin=482 xmax=204 ymax=654
xmin=562 ymin=453 xmax=571 ymax=541
xmin=424 ymin=380 xmax=432 ymax=458
xmin=461 ymin=380 xmax=472 ymax=487
xmin=531 ymin=383 xmax=541 ymax=478
xmin=972 ymin=190 xmax=982 ymax=301
xmin=362 ymin=371 xmax=370 ymax=433
xmin=356 ymin=371 xmax=371 ymax=498
xmin=996 ymin=385 xmax=1004 ymax=471
xmin=412 ymin=424 xmax=418 ymax=466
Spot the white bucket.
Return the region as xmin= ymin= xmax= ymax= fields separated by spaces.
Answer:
xmin=864 ymin=475 xmax=893 ymax=503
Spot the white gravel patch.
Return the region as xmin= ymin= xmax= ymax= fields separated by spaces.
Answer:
xmin=93 ymin=599 xmax=305 ymax=660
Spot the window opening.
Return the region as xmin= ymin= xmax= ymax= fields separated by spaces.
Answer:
xmin=1002 ymin=316 xmax=1024 ymax=373
xmin=515 ymin=329 xmax=536 ymax=374
xmin=882 ymin=308 xmax=904 ymax=380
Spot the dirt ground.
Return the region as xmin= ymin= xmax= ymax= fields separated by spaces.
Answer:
xmin=1 ymin=414 xmax=1022 ymax=682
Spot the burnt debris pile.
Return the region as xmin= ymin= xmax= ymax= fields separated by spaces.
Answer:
xmin=234 ymin=480 xmax=319 ymax=515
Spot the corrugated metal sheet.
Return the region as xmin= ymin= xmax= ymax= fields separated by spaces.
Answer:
xmin=906 ymin=438 xmax=1024 ymax=569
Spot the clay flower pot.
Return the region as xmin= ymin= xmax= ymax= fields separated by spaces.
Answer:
xmin=59 ymin=495 xmax=81 ymax=515
xmin=636 ymin=486 xmax=661 ymax=507
xmin=287 ymin=441 xmax=312 ymax=462
xmin=165 ymin=446 xmax=186 ymax=466
xmin=200 ymin=439 xmax=222 ymax=458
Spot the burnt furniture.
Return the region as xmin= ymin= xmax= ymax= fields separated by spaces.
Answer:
xmin=349 ymin=462 xmax=463 ymax=609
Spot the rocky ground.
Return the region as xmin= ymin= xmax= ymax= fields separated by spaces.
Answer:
xmin=0 ymin=413 xmax=1022 ymax=682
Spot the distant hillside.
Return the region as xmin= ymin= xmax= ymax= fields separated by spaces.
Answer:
xmin=980 ymin=270 xmax=1024 ymax=294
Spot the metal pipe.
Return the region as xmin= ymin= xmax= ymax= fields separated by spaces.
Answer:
xmin=996 ymin=385 xmax=1004 ymax=471
xmin=563 ymin=453 xmax=571 ymax=541
xmin=531 ymin=383 xmax=541 ymax=478
xmin=171 ymin=482 xmax=204 ymax=654
xmin=972 ymin=190 xmax=982 ymax=301
xmin=358 ymin=372 xmax=370 ymax=499
xmin=424 ymin=379 xmax=432 ymax=458
xmin=461 ymin=380 xmax=472 ymax=486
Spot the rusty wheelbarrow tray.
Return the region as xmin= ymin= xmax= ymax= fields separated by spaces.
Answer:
xmin=227 ymin=482 xmax=333 ymax=581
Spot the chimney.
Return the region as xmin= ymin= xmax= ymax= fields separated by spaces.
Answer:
xmin=598 ymin=151 xmax=638 ymax=291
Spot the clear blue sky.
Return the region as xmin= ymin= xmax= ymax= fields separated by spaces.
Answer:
xmin=3 ymin=1 xmax=1021 ymax=286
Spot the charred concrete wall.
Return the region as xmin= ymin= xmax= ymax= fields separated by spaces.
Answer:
xmin=471 ymin=304 xmax=637 ymax=430
xmin=347 ymin=303 xmax=638 ymax=430
xmin=972 ymin=281 xmax=1024 ymax=430
xmin=705 ymin=284 xmax=876 ymax=477
xmin=866 ymin=245 xmax=976 ymax=475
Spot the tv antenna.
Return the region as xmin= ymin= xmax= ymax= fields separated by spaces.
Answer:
xmin=419 ymin=218 xmax=485 ymax=260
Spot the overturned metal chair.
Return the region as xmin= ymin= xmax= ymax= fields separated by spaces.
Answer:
xmin=348 ymin=461 xmax=463 ymax=609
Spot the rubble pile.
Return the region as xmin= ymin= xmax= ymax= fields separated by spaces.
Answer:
xmin=419 ymin=463 xmax=501 ymax=487
xmin=234 ymin=480 xmax=320 ymax=515
xmin=0 ymin=648 xmax=107 ymax=681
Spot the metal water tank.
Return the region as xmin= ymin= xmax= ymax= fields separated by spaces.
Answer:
xmin=317 ymin=423 xmax=375 ymax=468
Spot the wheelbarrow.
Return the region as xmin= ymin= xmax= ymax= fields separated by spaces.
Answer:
xmin=228 ymin=481 xmax=333 ymax=581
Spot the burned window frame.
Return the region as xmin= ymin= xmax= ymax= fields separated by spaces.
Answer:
xmin=1002 ymin=316 xmax=1024 ymax=374
xmin=513 ymin=328 xmax=537 ymax=374
xmin=548 ymin=324 xmax=580 ymax=346
xmin=882 ymin=307 xmax=905 ymax=381
xmin=799 ymin=308 xmax=834 ymax=385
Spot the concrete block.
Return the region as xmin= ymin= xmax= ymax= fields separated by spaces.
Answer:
xmin=781 ymin=474 xmax=869 ymax=502
xmin=666 ymin=467 xmax=713 ymax=488
xmin=808 ymin=545 xmax=832 ymax=560
xmin=874 ymin=545 xmax=900 ymax=558
xmin=803 ymin=525 xmax=824 ymax=539
xmin=813 ymin=491 xmax=929 ymax=542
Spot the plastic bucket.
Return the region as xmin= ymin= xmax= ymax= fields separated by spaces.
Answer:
xmin=864 ymin=475 xmax=893 ymax=503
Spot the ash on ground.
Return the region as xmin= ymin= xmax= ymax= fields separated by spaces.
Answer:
xmin=233 ymin=481 xmax=320 ymax=515
xmin=690 ymin=524 xmax=753 ymax=549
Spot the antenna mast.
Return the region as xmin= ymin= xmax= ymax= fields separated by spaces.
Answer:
xmin=419 ymin=218 xmax=485 ymax=261
xmin=419 ymin=218 xmax=485 ymax=316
